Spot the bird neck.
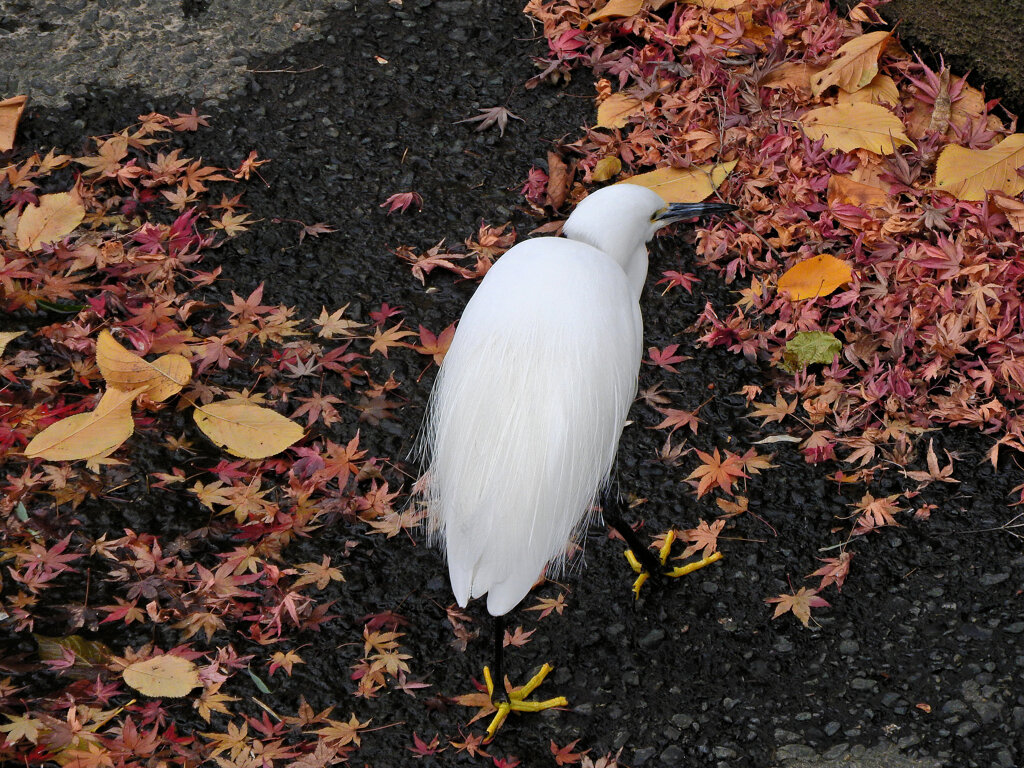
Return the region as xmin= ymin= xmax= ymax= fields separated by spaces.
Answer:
xmin=620 ymin=246 xmax=648 ymax=302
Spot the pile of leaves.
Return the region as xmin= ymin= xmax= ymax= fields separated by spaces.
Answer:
xmin=414 ymin=0 xmax=1024 ymax=619
xmin=3 ymin=0 xmax=1024 ymax=760
xmin=0 ymin=106 xmax=472 ymax=765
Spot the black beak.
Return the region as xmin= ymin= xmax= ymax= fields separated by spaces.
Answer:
xmin=655 ymin=201 xmax=737 ymax=225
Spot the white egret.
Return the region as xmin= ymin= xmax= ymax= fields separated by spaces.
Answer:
xmin=420 ymin=183 xmax=734 ymax=738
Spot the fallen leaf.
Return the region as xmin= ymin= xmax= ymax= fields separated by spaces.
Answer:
xmin=193 ymin=400 xmax=304 ymax=459
xmin=991 ymin=192 xmax=1024 ymax=232
xmin=24 ymin=388 xmax=139 ymax=461
xmin=759 ymin=62 xmax=822 ymax=94
xmin=588 ymin=0 xmax=643 ymax=21
xmin=622 ymin=160 xmax=737 ymax=202
xmin=934 ymin=134 xmax=1024 ymax=201
xmin=0 ymin=331 xmax=24 ymax=357
xmin=810 ymin=30 xmax=891 ymax=97
xmin=15 ymin=191 xmax=87 ymax=251
xmin=835 ymin=73 xmax=899 ymax=106
xmin=777 ymin=254 xmax=853 ymax=300
xmin=592 ymin=156 xmax=622 ymax=182
xmin=827 ymin=175 xmax=887 ymax=209
xmin=781 ymin=331 xmax=843 ymax=371
xmin=96 ymin=330 xmax=191 ymax=402
xmin=123 ymin=655 xmax=200 ymax=698
xmin=766 ymin=587 xmax=830 ymax=627
xmin=673 ymin=0 xmax=746 ymax=8
xmin=0 ymin=94 xmax=27 ymax=152
xmin=546 ymin=152 xmax=570 ymax=210
xmin=798 ymin=103 xmax=914 ymax=154
xmin=596 ymin=93 xmax=642 ymax=129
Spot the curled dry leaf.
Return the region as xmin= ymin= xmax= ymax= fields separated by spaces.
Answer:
xmin=798 ymin=103 xmax=914 ymax=155
xmin=759 ymin=62 xmax=822 ymax=95
xmin=810 ymin=30 xmax=891 ymax=97
xmin=622 ymin=160 xmax=737 ymax=202
xmin=934 ymin=134 xmax=1024 ymax=201
xmin=15 ymin=191 xmax=87 ymax=252
xmin=97 ymin=330 xmax=191 ymax=402
xmin=777 ymin=254 xmax=853 ymax=300
xmin=24 ymin=387 xmax=140 ymax=461
xmin=674 ymin=0 xmax=746 ymax=9
xmin=588 ymin=0 xmax=643 ymax=22
xmin=596 ymin=92 xmax=642 ymax=129
xmin=0 ymin=94 xmax=27 ymax=152
xmin=834 ymin=74 xmax=899 ymax=107
xmin=991 ymin=192 xmax=1024 ymax=232
xmin=193 ymin=400 xmax=304 ymax=459
xmin=122 ymin=655 xmax=200 ymax=698
xmin=827 ymin=174 xmax=888 ymax=209
xmin=0 ymin=330 xmax=24 ymax=357
xmin=546 ymin=151 xmax=570 ymax=210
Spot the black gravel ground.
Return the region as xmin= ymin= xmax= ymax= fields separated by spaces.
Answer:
xmin=6 ymin=1 xmax=1024 ymax=766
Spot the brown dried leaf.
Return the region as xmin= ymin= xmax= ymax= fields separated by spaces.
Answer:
xmin=0 ymin=94 xmax=27 ymax=152
xmin=827 ymin=174 xmax=888 ymax=209
xmin=546 ymin=152 xmax=570 ymax=210
xmin=991 ymin=192 xmax=1024 ymax=232
xmin=759 ymin=62 xmax=822 ymax=95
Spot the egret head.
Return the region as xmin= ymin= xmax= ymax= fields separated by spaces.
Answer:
xmin=562 ymin=184 xmax=735 ymax=299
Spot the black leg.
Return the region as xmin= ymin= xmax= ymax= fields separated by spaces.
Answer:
xmin=491 ymin=614 xmax=509 ymax=703
xmin=603 ymin=494 xmax=665 ymax=576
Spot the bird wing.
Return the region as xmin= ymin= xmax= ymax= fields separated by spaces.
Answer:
xmin=421 ymin=237 xmax=643 ymax=616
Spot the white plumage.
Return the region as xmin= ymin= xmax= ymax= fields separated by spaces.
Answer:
xmin=420 ymin=184 xmax=727 ymax=617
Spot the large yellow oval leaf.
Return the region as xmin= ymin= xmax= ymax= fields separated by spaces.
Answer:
xmin=596 ymin=93 xmax=642 ymax=129
xmin=810 ymin=30 xmax=891 ymax=97
xmin=934 ymin=134 xmax=1024 ymax=201
xmin=15 ymin=191 xmax=87 ymax=252
xmin=799 ymin=103 xmax=914 ymax=155
xmin=777 ymin=254 xmax=853 ymax=300
xmin=193 ymin=401 xmax=304 ymax=459
xmin=24 ymin=388 xmax=138 ymax=461
xmin=622 ymin=160 xmax=737 ymax=202
xmin=97 ymin=330 xmax=192 ymax=402
xmin=123 ymin=655 xmax=200 ymax=698
xmin=0 ymin=95 xmax=27 ymax=153
xmin=835 ymin=73 xmax=899 ymax=107
xmin=588 ymin=0 xmax=643 ymax=21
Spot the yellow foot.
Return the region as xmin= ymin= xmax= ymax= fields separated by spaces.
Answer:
xmin=482 ymin=663 xmax=568 ymax=741
xmin=624 ymin=529 xmax=723 ymax=598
